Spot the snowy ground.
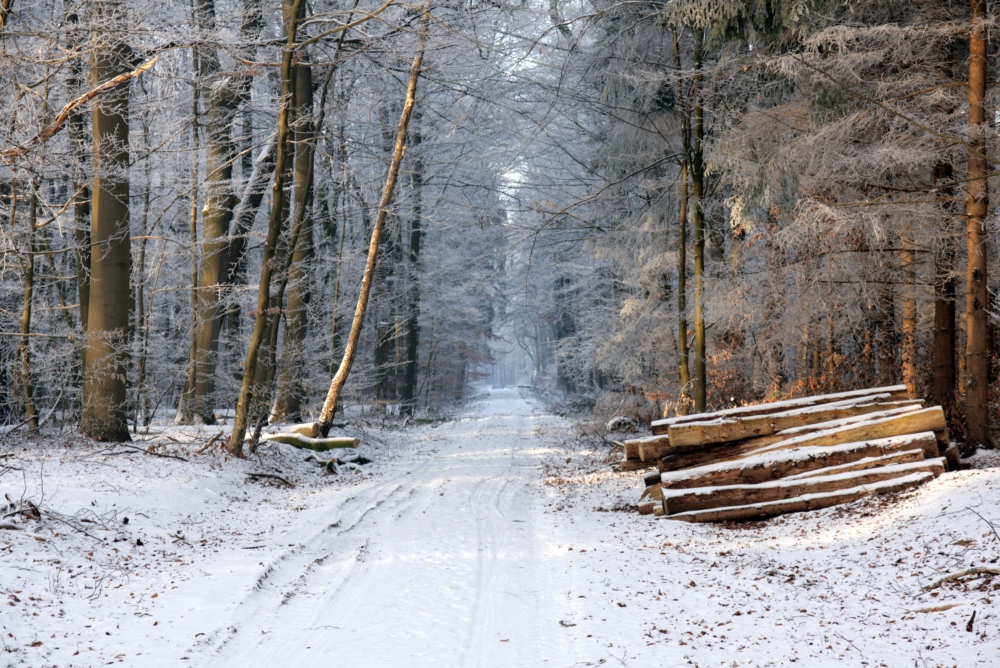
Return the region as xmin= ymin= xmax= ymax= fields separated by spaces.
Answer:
xmin=1 ymin=388 xmax=998 ymax=667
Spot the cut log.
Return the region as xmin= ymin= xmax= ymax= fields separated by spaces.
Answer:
xmin=662 ymin=458 xmax=944 ymax=515
xmin=656 ymin=433 xmax=937 ymax=490
xmin=658 ymin=443 xmax=747 ymax=472
xmin=263 ymin=433 xmax=359 ymax=451
xmin=667 ymin=399 xmax=924 ymax=448
xmin=662 ymin=471 xmax=935 ymax=523
xmin=934 ymin=427 xmax=950 ymax=456
xmin=286 ymin=422 xmax=321 ymax=438
xmin=655 ymin=405 xmax=924 ymax=470
xmin=650 ymin=385 xmax=909 ymax=435
xmin=741 ymin=406 xmax=946 ymax=459
xmin=780 ymin=449 xmax=926 ymax=480
xmin=619 ymin=458 xmax=656 ymax=471
xmin=944 ymin=444 xmax=960 ymax=471
xmin=721 ymin=404 xmax=923 ymax=453
xmin=637 ymin=435 xmax=672 ymax=461
xmin=643 ymin=470 xmax=662 ymax=487
xmin=623 ymin=440 xmax=642 ymax=460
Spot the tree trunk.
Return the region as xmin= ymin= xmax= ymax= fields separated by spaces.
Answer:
xmin=224 ymin=136 xmax=275 ymax=362
xmin=400 ymin=115 xmax=423 ymax=416
xmin=18 ymin=182 xmax=38 ymax=433
xmin=81 ymin=1 xmax=133 ymax=442
xmin=691 ymin=29 xmax=707 ymax=412
xmin=932 ymin=162 xmax=956 ymax=412
xmin=66 ymin=7 xmax=90 ymax=336
xmin=318 ymin=2 xmax=430 ymax=433
xmin=965 ymin=0 xmax=992 ymax=450
xmin=228 ymin=0 xmax=302 ymax=454
xmin=179 ymin=57 xmax=201 ymax=423
xmin=185 ymin=0 xmax=264 ymax=424
xmin=900 ymin=229 xmax=917 ymax=396
xmin=677 ymin=160 xmax=691 ymax=410
xmin=373 ymin=106 xmax=401 ymax=405
xmin=272 ymin=39 xmax=315 ymax=423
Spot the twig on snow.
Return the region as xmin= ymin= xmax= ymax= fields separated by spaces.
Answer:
xmin=114 ymin=443 xmax=189 ymax=462
xmin=246 ymin=472 xmax=294 ymax=487
xmin=194 ymin=433 xmax=224 ymax=455
xmin=922 ymin=567 xmax=1000 ymax=593
xmin=966 ymin=507 xmax=1000 ymax=544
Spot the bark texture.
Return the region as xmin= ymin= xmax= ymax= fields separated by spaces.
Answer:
xmin=964 ymin=0 xmax=992 ymax=450
xmin=81 ymin=1 xmax=133 ymax=442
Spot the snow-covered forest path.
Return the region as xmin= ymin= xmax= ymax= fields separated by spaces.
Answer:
xmin=194 ymin=388 xmax=597 ymax=667
xmin=6 ymin=388 xmax=999 ymax=667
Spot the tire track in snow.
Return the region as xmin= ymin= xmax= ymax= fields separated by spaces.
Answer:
xmin=190 ymin=474 xmax=422 ymax=661
xmin=462 ymin=476 xmax=517 ymax=668
xmin=198 ymin=389 xmax=564 ymax=667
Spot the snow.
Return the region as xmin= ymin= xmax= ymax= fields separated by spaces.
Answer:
xmin=2 ymin=388 xmax=998 ymax=667
xmin=665 ymin=392 xmax=900 ymax=430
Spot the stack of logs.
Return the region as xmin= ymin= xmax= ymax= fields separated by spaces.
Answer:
xmin=620 ymin=385 xmax=959 ymax=523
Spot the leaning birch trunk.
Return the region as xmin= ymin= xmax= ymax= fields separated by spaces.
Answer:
xmin=228 ymin=0 xmax=302 ymax=455
xmin=317 ymin=3 xmax=430 ymax=435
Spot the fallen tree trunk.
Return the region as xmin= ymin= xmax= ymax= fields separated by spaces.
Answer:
xmin=650 ymin=385 xmax=909 ymax=435
xmin=656 ymin=432 xmax=937 ymax=490
xmin=663 ymin=470 xmax=936 ymax=523
xmin=262 ymin=433 xmax=359 ymax=451
xmin=662 ymin=458 xmax=944 ymax=515
xmin=667 ymin=399 xmax=923 ymax=448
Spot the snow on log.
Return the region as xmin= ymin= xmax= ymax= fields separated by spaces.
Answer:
xmin=662 ymin=470 xmax=936 ymax=523
xmin=740 ymin=406 xmax=946 ymax=459
xmin=656 ymin=432 xmax=937 ymax=490
xmin=649 ymin=385 xmax=909 ymax=435
xmin=263 ymin=433 xmax=359 ymax=451
xmin=661 ymin=458 xmax=944 ymax=515
xmin=666 ymin=399 xmax=923 ymax=448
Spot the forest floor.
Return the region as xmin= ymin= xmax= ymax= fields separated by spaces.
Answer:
xmin=1 ymin=388 xmax=999 ymax=667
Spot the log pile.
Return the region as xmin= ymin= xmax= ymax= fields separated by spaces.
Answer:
xmin=621 ymin=385 xmax=959 ymax=523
